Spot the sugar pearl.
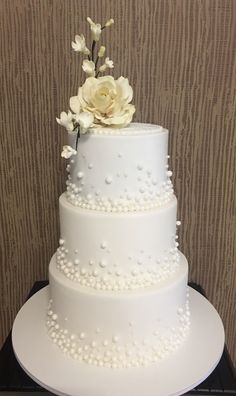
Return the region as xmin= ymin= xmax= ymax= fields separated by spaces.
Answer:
xmin=99 ymin=260 xmax=107 ymax=268
xmin=100 ymin=241 xmax=107 ymax=249
xmin=105 ymin=176 xmax=113 ymax=184
xmin=80 ymin=268 xmax=87 ymax=275
xmin=77 ymin=172 xmax=84 ymax=179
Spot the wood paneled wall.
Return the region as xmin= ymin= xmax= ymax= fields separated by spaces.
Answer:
xmin=0 ymin=0 xmax=235 ymax=367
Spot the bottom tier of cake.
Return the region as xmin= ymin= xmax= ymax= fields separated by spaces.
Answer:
xmin=47 ymin=253 xmax=190 ymax=368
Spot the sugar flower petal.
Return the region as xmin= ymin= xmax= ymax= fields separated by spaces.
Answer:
xmin=116 ymin=76 xmax=133 ymax=103
xmin=76 ymin=111 xmax=94 ymax=131
xmin=70 ymin=96 xmax=81 ymax=114
xmin=82 ymin=60 xmax=95 ymax=76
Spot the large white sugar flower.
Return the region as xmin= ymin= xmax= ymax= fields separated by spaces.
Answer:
xmin=71 ymin=34 xmax=89 ymax=54
xmin=82 ymin=60 xmax=95 ymax=76
xmin=56 ymin=111 xmax=74 ymax=132
xmin=61 ymin=145 xmax=77 ymax=159
xmin=75 ymin=112 xmax=94 ymax=131
xmin=87 ymin=17 xmax=102 ymax=41
xmin=76 ymin=76 xmax=135 ymax=128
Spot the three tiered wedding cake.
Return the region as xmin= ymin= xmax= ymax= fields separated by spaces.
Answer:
xmin=46 ymin=17 xmax=190 ymax=369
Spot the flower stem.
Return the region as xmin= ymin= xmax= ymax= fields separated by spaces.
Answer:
xmin=95 ymin=55 xmax=99 ymax=71
xmin=76 ymin=127 xmax=80 ymax=150
xmin=95 ymin=71 xmax=100 ymax=78
xmin=91 ymin=40 xmax=96 ymax=62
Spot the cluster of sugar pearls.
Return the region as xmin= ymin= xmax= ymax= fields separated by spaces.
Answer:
xmin=56 ymin=240 xmax=181 ymax=291
xmin=178 ymin=288 xmax=191 ymax=331
xmin=65 ymin=180 xmax=174 ymax=212
xmin=46 ymin=296 xmax=190 ymax=368
xmin=65 ymin=157 xmax=174 ymax=212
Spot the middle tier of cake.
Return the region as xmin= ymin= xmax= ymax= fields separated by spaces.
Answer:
xmin=56 ymin=193 xmax=180 ymax=291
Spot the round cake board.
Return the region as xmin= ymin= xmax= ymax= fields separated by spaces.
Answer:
xmin=12 ymin=286 xmax=224 ymax=396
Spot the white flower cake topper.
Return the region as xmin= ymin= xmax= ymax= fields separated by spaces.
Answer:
xmin=56 ymin=17 xmax=135 ymax=153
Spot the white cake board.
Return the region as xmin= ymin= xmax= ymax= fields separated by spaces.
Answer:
xmin=12 ymin=286 xmax=224 ymax=396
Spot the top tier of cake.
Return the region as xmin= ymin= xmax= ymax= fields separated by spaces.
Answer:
xmin=66 ymin=123 xmax=174 ymax=211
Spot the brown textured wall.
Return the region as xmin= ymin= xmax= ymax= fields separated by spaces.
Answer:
xmin=0 ymin=0 xmax=235 ymax=367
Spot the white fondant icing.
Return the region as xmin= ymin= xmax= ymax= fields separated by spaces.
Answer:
xmin=77 ymin=171 xmax=84 ymax=179
xmin=65 ymin=123 xmax=173 ymax=211
xmin=47 ymin=256 xmax=189 ymax=368
xmin=47 ymin=122 xmax=190 ymax=368
xmin=55 ymin=194 xmax=179 ymax=289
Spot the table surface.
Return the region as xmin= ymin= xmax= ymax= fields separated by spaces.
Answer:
xmin=0 ymin=281 xmax=235 ymax=395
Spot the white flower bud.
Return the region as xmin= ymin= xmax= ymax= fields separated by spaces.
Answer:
xmin=87 ymin=17 xmax=94 ymax=25
xmin=105 ymin=18 xmax=114 ymax=27
xmin=98 ymin=46 xmax=106 ymax=57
